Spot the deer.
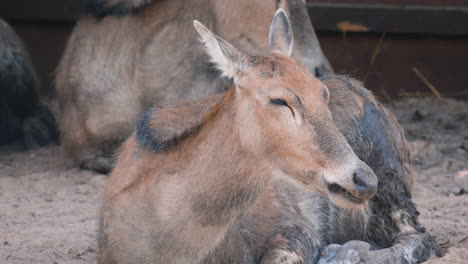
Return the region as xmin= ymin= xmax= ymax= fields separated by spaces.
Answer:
xmin=0 ymin=18 xmax=57 ymax=149
xmin=122 ymin=70 xmax=444 ymax=263
xmin=98 ymin=10 xmax=381 ymax=263
xmin=99 ymin=10 xmax=441 ymax=263
xmin=55 ymin=0 xmax=332 ymax=173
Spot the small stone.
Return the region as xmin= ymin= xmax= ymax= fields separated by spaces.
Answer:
xmin=444 ymin=122 xmax=457 ymax=130
xmin=453 ymin=188 xmax=465 ymax=196
xmin=461 ymin=141 xmax=468 ymax=152
xmin=4 ymin=241 xmax=8 ymax=245
xmin=411 ymin=110 xmax=424 ymax=121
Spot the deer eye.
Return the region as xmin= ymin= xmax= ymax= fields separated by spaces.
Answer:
xmin=270 ymin=98 xmax=289 ymax=107
xmin=270 ymin=98 xmax=295 ymax=117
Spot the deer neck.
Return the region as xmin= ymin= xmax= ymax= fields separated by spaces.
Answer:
xmin=158 ymin=91 xmax=271 ymax=220
xmin=155 ymin=92 xmax=272 ymax=259
xmin=181 ymin=93 xmax=271 ymax=225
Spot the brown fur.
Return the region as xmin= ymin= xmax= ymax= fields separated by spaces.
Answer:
xmin=111 ymin=74 xmax=441 ymax=264
xmin=98 ymin=16 xmax=376 ymax=263
xmin=55 ymin=0 xmax=332 ymax=173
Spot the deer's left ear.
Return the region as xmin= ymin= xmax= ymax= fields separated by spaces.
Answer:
xmin=269 ymin=9 xmax=293 ymax=57
xmin=194 ymin=20 xmax=246 ymax=79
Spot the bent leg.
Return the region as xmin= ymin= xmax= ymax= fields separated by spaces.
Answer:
xmin=60 ymin=98 xmax=140 ymax=173
xmin=260 ymin=225 xmax=320 ymax=264
xmin=361 ymin=233 xmax=440 ymax=264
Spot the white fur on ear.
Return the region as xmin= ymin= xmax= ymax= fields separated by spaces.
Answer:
xmin=269 ymin=9 xmax=293 ymax=57
xmin=193 ymin=20 xmax=244 ymax=78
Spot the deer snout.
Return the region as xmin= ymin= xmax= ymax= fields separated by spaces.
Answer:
xmin=351 ymin=167 xmax=378 ymax=201
xmin=325 ymin=162 xmax=378 ymax=208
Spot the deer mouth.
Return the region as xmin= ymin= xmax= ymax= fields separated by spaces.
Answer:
xmin=327 ymin=183 xmax=365 ymax=204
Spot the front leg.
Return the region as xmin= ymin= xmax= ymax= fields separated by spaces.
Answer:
xmin=318 ymin=241 xmax=370 ymax=264
xmin=361 ymin=232 xmax=440 ymax=264
xmin=354 ymin=164 xmax=441 ymax=264
xmin=260 ymin=225 xmax=320 ymax=264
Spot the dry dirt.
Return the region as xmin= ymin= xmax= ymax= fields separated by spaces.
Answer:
xmin=0 ymin=97 xmax=467 ymax=263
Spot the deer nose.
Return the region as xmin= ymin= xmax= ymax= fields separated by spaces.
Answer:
xmin=352 ymin=167 xmax=378 ymax=200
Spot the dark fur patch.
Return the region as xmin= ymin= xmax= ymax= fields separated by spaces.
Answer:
xmin=0 ymin=31 xmax=58 ymax=148
xmin=86 ymin=0 xmax=160 ymax=18
xmin=0 ymin=52 xmax=38 ymax=146
xmin=359 ymin=101 xmax=404 ymax=173
xmin=22 ymin=104 xmax=59 ymax=149
xmin=136 ymin=108 xmax=171 ymax=151
xmin=136 ymin=107 xmax=203 ymax=152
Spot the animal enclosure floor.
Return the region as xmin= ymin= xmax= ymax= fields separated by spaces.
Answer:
xmin=0 ymin=97 xmax=467 ymax=264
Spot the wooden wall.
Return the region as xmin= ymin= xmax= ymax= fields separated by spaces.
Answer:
xmin=2 ymin=1 xmax=468 ymax=100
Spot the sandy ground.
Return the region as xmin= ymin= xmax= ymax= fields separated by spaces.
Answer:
xmin=0 ymin=97 xmax=467 ymax=264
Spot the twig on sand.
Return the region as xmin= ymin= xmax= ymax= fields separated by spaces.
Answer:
xmin=459 ymin=236 xmax=468 ymax=244
xmin=412 ymin=67 xmax=441 ymax=98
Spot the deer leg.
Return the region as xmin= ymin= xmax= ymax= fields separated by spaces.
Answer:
xmin=362 ymin=168 xmax=442 ymax=264
xmin=317 ymin=240 xmax=370 ymax=264
xmin=260 ymin=225 xmax=320 ymax=264
xmin=359 ymin=232 xmax=440 ymax=264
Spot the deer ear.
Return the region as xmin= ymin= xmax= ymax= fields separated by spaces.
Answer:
xmin=269 ymin=9 xmax=293 ymax=57
xmin=193 ymin=20 xmax=245 ymax=79
xmin=137 ymin=95 xmax=223 ymax=152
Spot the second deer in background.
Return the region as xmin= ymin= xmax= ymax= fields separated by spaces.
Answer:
xmin=54 ymin=0 xmax=331 ymax=173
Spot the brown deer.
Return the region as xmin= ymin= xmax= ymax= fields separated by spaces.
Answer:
xmin=128 ymin=73 xmax=443 ymax=263
xmin=0 ymin=18 xmax=57 ymax=149
xmin=55 ymin=0 xmax=332 ymax=173
xmin=99 ymin=10 xmax=379 ymax=263
xmin=98 ymin=12 xmax=442 ymax=262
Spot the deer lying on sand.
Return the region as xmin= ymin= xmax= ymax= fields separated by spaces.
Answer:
xmin=98 ymin=10 xmax=440 ymax=264
xmin=55 ymin=0 xmax=331 ymax=173
xmin=0 ymin=18 xmax=57 ymax=149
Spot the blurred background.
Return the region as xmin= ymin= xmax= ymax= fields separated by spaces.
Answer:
xmin=1 ymin=0 xmax=467 ymax=100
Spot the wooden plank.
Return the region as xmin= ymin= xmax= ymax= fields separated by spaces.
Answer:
xmin=0 ymin=0 xmax=87 ymax=22
xmin=308 ymin=0 xmax=468 ymax=6
xmin=318 ymin=32 xmax=468 ymax=100
xmin=1 ymin=1 xmax=468 ymax=35
xmin=8 ymin=21 xmax=468 ymax=101
xmin=307 ymin=3 xmax=468 ymax=35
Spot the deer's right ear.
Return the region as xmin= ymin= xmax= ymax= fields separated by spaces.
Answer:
xmin=194 ymin=20 xmax=245 ymax=79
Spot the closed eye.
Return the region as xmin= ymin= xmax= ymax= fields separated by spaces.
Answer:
xmin=270 ymin=98 xmax=288 ymax=106
xmin=270 ymin=98 xmax=295 ymax=117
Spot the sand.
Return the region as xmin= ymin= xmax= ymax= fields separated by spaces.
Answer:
xmin=0 ymin=97 xmax=467 ymax=263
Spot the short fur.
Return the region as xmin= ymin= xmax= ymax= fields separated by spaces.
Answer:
xmin=115 ymin=75 xmax=441 ymax=264
xmin=0 ymin=18 xmax=58 ymax=149
xmin=98 ymin=15 xmax=440 ymax=264
xmin=55 ymin=0 xmax=332 ymax=173
xmin=99 ymin=16 xmax=379 ymax=264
